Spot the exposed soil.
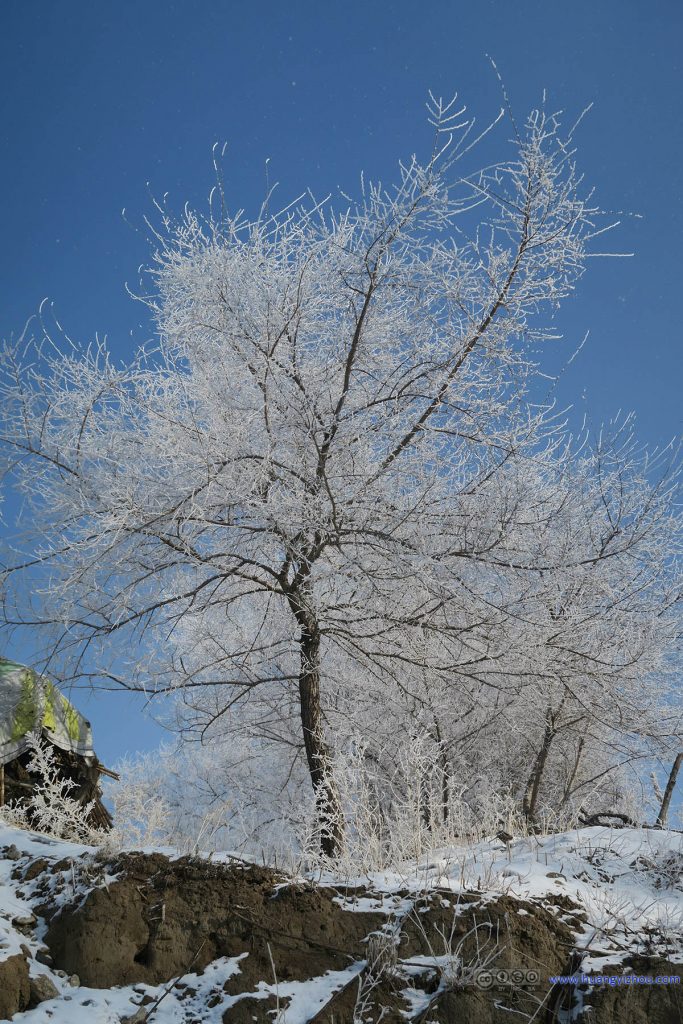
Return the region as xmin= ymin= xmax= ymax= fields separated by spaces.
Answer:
xmin=41 ymin=850 xmax=581 ymax=1022
xmin=580 ymin=955 xmax=683 ymax=1024
xmin=14 ymin=848 xmax=675 ymax=1023
xmin=45 ymin=853 xmax=387 ymax=990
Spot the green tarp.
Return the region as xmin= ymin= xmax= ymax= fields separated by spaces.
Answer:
xmin=0 ymin=656 xmax=95 ymax=766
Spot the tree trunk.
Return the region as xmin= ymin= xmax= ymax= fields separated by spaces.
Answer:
xmin=431 ymin=719 xmax=450 ymax=826
xmin=295 ymin=611 xmax=344 ymax=858
xmin=522 ymin=710 xmax=556 ymax=825
xmin=559 ymin=736 xmax=585 ymax=809
xmin=656 ymin=752 xmax=683 ymax=828
xmin=441 ymin=756 xmax=450 ymax=827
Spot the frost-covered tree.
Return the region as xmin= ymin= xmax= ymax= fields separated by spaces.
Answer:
xmin=455 ymin=427 xmax=682 ymax=825
xmin=1 ymin=93 xmax=680 ymax=855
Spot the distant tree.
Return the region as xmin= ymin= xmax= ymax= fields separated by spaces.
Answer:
xmin=1 ymin=93 xmax=680 ymax=855
xmin=505 ymin=429 xmax=682 ymax=823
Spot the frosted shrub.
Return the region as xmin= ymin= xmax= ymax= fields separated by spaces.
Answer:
xmin=0 ymin=801 xmax=31 ymax=832
xmin=0 ymin=733 xmax=104 ymax=844
xmin=104 ymin=731 xmax=581 ymax=872
xmin=106 ymin=737 xmax=316 ymax=861
xmin=295 ymin=736 xmax=533 ymax=874
xmin=107 ymin=751 xmax=175 ymax=850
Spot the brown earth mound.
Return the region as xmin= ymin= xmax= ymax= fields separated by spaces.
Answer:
xmin=44 ymin=853 xmax=387 ymax=989
xmin=17 ymin=848 xmax=677 ymax=1023
xmin=39 ymin=849 xmax=582 ymax=1022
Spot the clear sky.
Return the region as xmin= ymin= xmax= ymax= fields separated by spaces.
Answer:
xmin=1 ymin=0 xmax=681 ymax=767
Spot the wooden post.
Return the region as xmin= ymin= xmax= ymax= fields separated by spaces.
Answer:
xmin=656 ymin=752 xmax=683 ymax=828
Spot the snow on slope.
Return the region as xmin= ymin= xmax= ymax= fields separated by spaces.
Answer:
xmin=1 ymin=823 xmax=682 ymax=1022
xmin=353 ymin=826 xmax=683 ymax=970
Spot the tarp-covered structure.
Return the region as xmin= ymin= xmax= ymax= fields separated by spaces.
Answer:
xmin=0 ymin=656 xmax=114 ymax=828
xmin=0 ymin=657 xmax=95 ymax=766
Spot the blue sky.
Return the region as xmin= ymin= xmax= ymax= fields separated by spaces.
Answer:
xmin=1 ymin=0 xmax=681 ymax=767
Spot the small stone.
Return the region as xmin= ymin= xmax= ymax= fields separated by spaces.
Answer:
xmin=68 ymin=973 xmax=80 ymax=987
xmin=121 ymin=1008 xmax=149 ymax=1024
xmin=28 ymin=973 xmax=60 ymax=1006
xmin=20 ymin=943 xmax=32 ymax=959
xmin=5 ymin=844 xmax=21 ymax=861
xmin=546 ymin=871 xmax=566 ymax=880
xmin=35 ymin=948 xmax=53 ymax=966
xmin=23 ymin=858 xmax=49 ymax=881
xmin=13 ymin=913 xmax=37 ymax=936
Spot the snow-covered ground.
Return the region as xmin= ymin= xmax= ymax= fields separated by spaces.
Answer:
xmin=355 ymin=826 xmax=683 ymax=971
xmin=0 ymin=823 xmax=681 ymax=1022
